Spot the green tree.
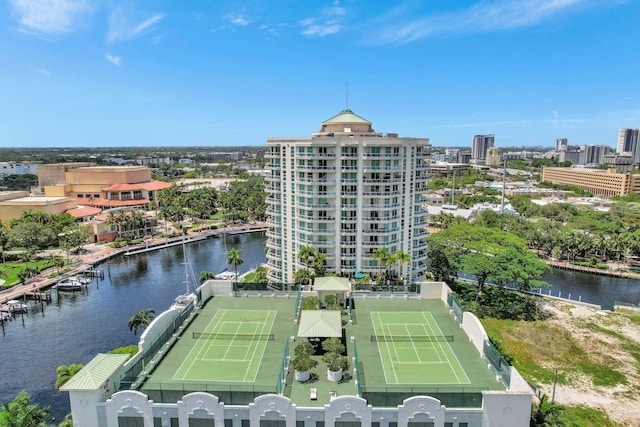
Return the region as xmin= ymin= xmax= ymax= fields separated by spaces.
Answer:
xmin=254 ymin=265 xmax=268 ymax=283
xmin=199 ymin=270 xmax=216 ymax=284
xmin=373 ymin=246 xmax=391 ymax=280
xmin=427 ymin=224 xmax=550 ymax=293
xmin=55 ymin=364 xmax=84 ymax=390
xmin=226 ymin=248 xmax=244 ymax=285
xmin=128 ymin=308 xmax=156 ymax=336
xmin=530 ymin=394 xmax=566 ymax=427
xmin=0 ymin=390 xmax=50 ymax=427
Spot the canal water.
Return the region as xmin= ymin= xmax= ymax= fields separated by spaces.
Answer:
xmin=1 ymin=231 xmax=639 ymax=421
xmin=0 ymin=232 xmax=267 ymax=421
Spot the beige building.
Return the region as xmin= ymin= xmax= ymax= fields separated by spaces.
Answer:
xmin=0 ymin=191 xmax=77 ymax=223
xmin=485 ymin=147 xmax=502 ymax=166
xmin=41 ymin=165 xmax=171 ymax=208
xmin=541 ymin=166 xmax=640 ymax=197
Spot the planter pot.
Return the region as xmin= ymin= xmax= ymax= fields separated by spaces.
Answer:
xmin=327 ymin=369 xmax=343 ymax=382
xmin=295 ymin=370 xmax=311 ymax=382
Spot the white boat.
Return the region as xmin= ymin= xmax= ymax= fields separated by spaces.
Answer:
xmin=5 ymin=300 xmax=28 ymax=313
xmin=54 ymin=278 xmax=84 ymax=291
xmin=1 ymin=311 xmax=11 ymax=321
xmin=214 ymin=270 xmax=237 ymax=280
xmin=69 ymin=275 xmax=91 ymax=285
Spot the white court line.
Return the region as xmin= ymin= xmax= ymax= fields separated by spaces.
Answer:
xmin=173 ymin=309 xmax=226 ymax=380
xmin=243 ymin=310 xmax=276 ymax=382
xmin=403 ymin=324 xmax=424 ymax=363
xmin=379 ymin=312 xmax=399 ymax=384
xmin=422 ymin=312 xmax=470 ymax=384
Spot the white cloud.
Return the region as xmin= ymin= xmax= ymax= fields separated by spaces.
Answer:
xmin=370 ymin=0 xmax=617 ymax=45
xmin=105 ymin=53 xmax=122 ymax=66
xmin=225 ymin=14 xmax=250 ymax=26
xmin=9 ymin=0 xmax=90 ymax=35
xmin=299 ymin=2 xmax=346 ymax=37
xmin=32 ymin=67 xmax=51 ymax=77
xmin=107 ymin=8 xmax=166 ymax=43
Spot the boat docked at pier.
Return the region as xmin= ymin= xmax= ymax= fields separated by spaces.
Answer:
xmin=3 ymin=300 xmax=28 ymax=313
xmin=53 ymin=278 xmax=84 ymax=292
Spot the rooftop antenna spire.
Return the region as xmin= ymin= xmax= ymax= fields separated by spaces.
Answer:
xmin=346 ymin=81 xmax=349 ymax=109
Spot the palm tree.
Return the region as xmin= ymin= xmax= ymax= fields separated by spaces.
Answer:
xmin=128 ymin=308 xmax=156 ymax=336
xmin=55 ymin=363 xmax=84 ymax=390
xmin=393 ymin=250 xmax=412 ymax=286
xmin=373 ymin=246 xmax=391 ymax=280
xmin=254 ymin=265 xmax=268 ymax=283
xmin=298 ymin=245 xmax=316 ymax=272
xmin=226 ymin=248 xmax=244 ymax=285
xmin=199 ymin=270 xmax=216 ymax=284
xmin=530 ymin=394 xmax=566 ymax=426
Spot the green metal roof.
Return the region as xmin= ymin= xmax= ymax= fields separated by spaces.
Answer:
xmin=297 ymin=310 xmax=342 ymax=337
xmin=60 ymin=353 xmax=130 ymax=391
xmin=314 ymin=276 xmax=351 ymax=292
xmin=321 ymin=108 xmax=371 ymax=126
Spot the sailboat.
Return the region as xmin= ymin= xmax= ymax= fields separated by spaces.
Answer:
xmin=172 ymin=241 xmax=197 ymax=309
xmin=214 ymin=231 xmax=237 ymax=280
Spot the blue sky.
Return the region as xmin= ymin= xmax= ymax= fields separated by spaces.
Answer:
xmin=1 ymin=1 xmax=639 ymax=148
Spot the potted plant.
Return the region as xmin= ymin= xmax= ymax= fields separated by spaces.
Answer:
xmin=321 ymin=337 xmax=349 ymax=382
xmin=292 ymin=341 xmax=316 ymax=382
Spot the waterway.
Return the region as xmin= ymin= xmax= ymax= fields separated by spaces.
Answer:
xmin=1 ymin=231 xmax=639 ymax=421
xmin=0 ymin=232 xmax=267 ymax=421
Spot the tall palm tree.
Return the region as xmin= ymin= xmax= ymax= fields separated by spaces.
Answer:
xmin=55 ymin=363 xmax=84 ymax=390
xmin=128 ymin=308 xmax=156 ymax=336
xmin=393 ymin=250 xmax=412 ymax=282
xmin=226 ymin=248 xmax=244 ymax=285
xmin=373 ymin=246 xmax=391 ymax=280
xmin=298 ymin=245 xmax=316 ymax=272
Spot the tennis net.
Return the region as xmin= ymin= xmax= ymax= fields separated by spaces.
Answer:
xmin=193 ymin=332 xmax=275 ymax=341
xmin=371 ymin=334 xmax=454 ymax=342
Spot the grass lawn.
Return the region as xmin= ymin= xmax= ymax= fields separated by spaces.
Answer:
xmin=1 ymin=260 xmax=55 ymax=288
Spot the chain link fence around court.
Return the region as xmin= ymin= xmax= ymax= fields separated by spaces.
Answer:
xmin=115 ymin=303 xmax=196 ymax=391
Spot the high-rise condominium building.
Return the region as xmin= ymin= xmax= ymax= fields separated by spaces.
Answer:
xmin=556 ymin=138 xmax=568 ymax=152
xmin=471 ymin=134 xmax=495 ymax=161
xmin=617 ymin=128 xmax=640 ymax=164
xmin=265 ymin=109 xmax=430 ymax=283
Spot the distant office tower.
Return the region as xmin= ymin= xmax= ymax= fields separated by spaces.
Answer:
xmin=617 ymin=129 xmax=640 ymax=164
xmin=265 ymin=108 xmax=430 ymax=284
xmin=472 ymin=135 xmax=495 ymax=161
xmin=556 ymin=138 xmax=568 ymax=152
xmin=583 ymin=145 xmax=611 ymax=165
xmin=485 ymin=147 xmax=501 ymax=166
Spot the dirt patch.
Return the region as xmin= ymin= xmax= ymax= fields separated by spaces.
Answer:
xmin=539 ymin=301 xmax=640 ymax=426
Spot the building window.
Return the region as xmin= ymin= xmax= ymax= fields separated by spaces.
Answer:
xmin=316 ymin=422 xmax=325 ymax=427
xmin=335 ymin=423 xmax=361 ymax=427
xmin=77 ymin=194 xmax=83 ymax=198
xmin=154 ymin=419 xmax=178 ymax=427
xmin=189 ymin=420 xmax=215 ymax=427
xmin=260 ymin=421 xmax=286 ymax=427
xmin=118 ymin=417 xmax=144 ymax=427
xmin=408 ymin=423 xmax=434 ymax=427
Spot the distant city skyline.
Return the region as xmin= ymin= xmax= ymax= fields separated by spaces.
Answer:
xmin=1 ymin=1 xmax=639 ymax=148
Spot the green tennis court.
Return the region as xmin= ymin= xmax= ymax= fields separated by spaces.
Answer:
xmin=371 ymin=311 xmax=471 ymax=385
xmin=173 ymin=309 xmax=276 ymax=383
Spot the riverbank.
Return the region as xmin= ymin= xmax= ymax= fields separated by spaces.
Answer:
xmin=0 ymin=223 xmax=267 ymax=304
xmin=545 ymin=259 xmax=640 ymax=279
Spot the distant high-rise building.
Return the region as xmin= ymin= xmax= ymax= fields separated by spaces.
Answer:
xmin=556 ymin=138 xmax=568 ymax=152
xmin=617 ymin=129 xmax=640 ymax=165
xmin=485 ymin=147 xmax=501 ymax=166
xmin=265 ymin=108 xmax=430 ymax=283
xmin=471 ymin=134 xmax=494 ymax=161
